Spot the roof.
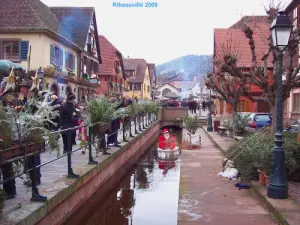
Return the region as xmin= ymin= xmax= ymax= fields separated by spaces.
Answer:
xmin=98 ymin=35 xmax=125 ymax=78
xmin=123 ymin=58 xmax=149 ymax=83
xmin=285 ymin=0 xmax=300 ymax=13
xmin=50 ymin=7 xmax=94 ymax=49
xmin=229 ymin=16 xmax=269 ymax=29
xmin=214 ymin=21 xmax=272 ymax=68
xmin=156 ymin=83 xmax=179 ymax=91
xmin=0 ymin=0 xmax=96 ymax=50
xmin=123 ymin=58 xmax=141 ymax=71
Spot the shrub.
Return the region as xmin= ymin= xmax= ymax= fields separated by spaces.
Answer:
xmin=183 ymin=114 xmax=201 ymax=134
xmin=87 ymin=98 xmax=116 ymax=124
xmin=222 ymin=113 xmax=250 ymax=135
xmin=227 ymin=130 xmax=300 ymax=180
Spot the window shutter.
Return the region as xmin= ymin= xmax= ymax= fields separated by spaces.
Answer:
xmin=72 ymin=55 xmax=75 ymax=71
xmin=59 ymin=48 xmax=63 ymax=67
xmin=65 ymin=51 xmax=69 ymax=69
xmin=20 ymin=41 xmax=29 ymax=60
xmin=50 ymin=45 xmax=54 ymax=64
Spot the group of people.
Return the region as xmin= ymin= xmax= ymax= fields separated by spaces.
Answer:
xmin=0 ymin=71 xmax=138 ymax=200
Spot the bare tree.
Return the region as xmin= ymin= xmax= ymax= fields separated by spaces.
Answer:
xmin=205 ymin=36 xmax=252 ymax=135
xmin=240 ymin=1 xmax=300 ymax=118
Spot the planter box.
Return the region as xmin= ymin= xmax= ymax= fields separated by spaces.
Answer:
xmin=93 ymin=123 xmax=111 ymax=133
xmin=0 ymin=142 xmax=42 ymax=162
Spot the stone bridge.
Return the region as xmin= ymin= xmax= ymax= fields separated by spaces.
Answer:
xmin=159 ymin=107 xmax=188 ymax=130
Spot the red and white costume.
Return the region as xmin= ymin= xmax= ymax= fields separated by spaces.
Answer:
xmin=158 ymin=129 xmax=178 ymax=150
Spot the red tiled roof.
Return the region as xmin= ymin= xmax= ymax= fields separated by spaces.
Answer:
xmin=229 ymin=16 xmax=269 ymax=29
xmin=123 ymin=58 xmax=141 ymax=71
xmin=123 ymin=58 xmax=148 ymax=83
xmin=98 ymin=35 xmax=123 ymax=77
xmin=214 ymin=21 xmax=273 ymax=68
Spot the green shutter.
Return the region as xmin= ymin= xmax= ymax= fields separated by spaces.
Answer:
xmin=20 ymin=41 xmax=29 ymax=60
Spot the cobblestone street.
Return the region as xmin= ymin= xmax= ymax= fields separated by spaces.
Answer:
xmin=178 ymin=129 xmax=277 ymax=225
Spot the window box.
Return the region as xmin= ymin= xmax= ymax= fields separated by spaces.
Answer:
xmin=0 ymin=40 xmax=29 ymax=62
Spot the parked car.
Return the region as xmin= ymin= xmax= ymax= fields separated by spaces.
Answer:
xmin=247 ymin=113 xmax=272 ymax=129
xmin=284 ymin=120 xmax=300 ymax=133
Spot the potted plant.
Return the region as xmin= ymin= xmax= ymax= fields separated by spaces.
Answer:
xmin=125 ymin=103 xmax=139 ymax=136
xmin=86 ymin=98 xmax=115 ymax=133
xmin=183 ymin=114 xmax=201 ymax=146
xmin=0 ymin=98 xmax=60 ymax=161
xmin=262 ymin=149 xmax=272 ymax=187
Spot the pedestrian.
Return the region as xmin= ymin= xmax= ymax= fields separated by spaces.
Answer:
xmin=59 ymin=93 xmax=77 ymax=154
xmin=107 ymin=97 xmax=123 ymax=148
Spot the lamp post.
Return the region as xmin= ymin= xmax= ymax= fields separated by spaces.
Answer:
xmin=268 ymin=11 xmax=293 ymax=199
xmin=37 ymin=67 xmax=44 ymax=91
xmin=207 ymin=88 xmax=213 ymax=132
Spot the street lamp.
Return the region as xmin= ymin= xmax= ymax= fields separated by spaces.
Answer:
xmin=207 ymin=88 xmax=213 ymax=132
xmin=268 ymin=11 xmax=293 ymax=199
xmin=37 ymin=67 xmax=44 ymax=91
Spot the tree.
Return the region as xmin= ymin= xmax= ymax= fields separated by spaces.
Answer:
xmin=205 ymin=36 xmax=252 ymax=135
xmin=241 ymin=1 xmax=300 ymax=118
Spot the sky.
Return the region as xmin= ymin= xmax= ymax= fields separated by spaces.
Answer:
xmin=41 ymin=0 xmax=291 ymax=65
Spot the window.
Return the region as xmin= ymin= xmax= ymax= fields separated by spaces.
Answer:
xmin=293 ymin=93 xmax=300 ymax=112
xmin=50 ymin=45 xmax=63 ymax=67
xmin=254 ymin=115 xmax=271 ymax=122
xmin=0 ymin=40 xmax=29 ymax=61
xmin=65 ymin=52 xmax=75 ymax=71
xmin=2 ymin=41 xmax=19 ymax=60
xmin=147 ymin=85 xmax=150 ymax=92
xmin=162 ymin=88 xmax=171 ymax=96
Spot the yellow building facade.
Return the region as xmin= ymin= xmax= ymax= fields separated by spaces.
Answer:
xmin=123 ymin=58 xmax=152 ymax=100
xmin=0 ymin=1 xmax=102 ymax=100
xmin=0 ymin=33 xmax=79 ymax=97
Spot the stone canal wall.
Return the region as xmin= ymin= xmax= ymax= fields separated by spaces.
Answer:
xmin=28 ymin=121 xmax=160 ymax=225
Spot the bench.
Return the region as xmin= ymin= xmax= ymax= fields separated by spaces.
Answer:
xmin=217 ymin=126 xmax=227 ymax=136
xmin=234 ymin=136 xmax=243 ymax=141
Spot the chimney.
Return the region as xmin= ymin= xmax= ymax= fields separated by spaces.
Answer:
xmin=194 ymin=76 xmax=197 ymax=81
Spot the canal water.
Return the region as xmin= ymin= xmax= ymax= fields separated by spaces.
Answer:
xmin=65 ymin=128 xmax=181 ymax=225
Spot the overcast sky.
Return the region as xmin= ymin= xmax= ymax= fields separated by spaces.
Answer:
xmin=41 ymin=0 xmax=290 ymax=65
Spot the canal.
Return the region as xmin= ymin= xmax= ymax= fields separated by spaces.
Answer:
xmin=64 ymin=127 xmax=181 ymax=225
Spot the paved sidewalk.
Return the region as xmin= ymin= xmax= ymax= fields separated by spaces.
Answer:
xmin=203 ymin=127 xmax=300 ymax=207
xmin=177 ymin=129 xmax=277 ymax=225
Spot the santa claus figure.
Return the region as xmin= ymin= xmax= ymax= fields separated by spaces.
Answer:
xmin=158 ymin=129 xmax=178 ymax=151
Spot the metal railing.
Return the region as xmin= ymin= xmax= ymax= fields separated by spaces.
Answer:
xmin=0 ymin=113 xmax=159 ymax=202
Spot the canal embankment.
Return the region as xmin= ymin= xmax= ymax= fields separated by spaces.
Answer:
xmin=1 ymin=120 xmax=160 ymax=225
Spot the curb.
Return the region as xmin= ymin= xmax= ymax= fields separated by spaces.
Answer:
xmin=202 ymin=127 xmax=290 ymax=225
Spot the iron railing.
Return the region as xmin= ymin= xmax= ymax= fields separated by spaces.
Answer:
xmin=0 ymin=112 xmax=159 ymax=202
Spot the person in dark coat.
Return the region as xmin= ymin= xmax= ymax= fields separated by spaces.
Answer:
xmin=107 ymin=98 xmax=124 ymax=148
xmin=59 ymin=93 xmax=77 ymax=154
